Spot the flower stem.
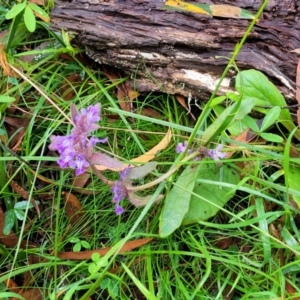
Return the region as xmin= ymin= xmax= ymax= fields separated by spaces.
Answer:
xmin=126 ymin=151 xmax=200 ymax=191
xmin=90 ymin=164 xmax=114 ymax=186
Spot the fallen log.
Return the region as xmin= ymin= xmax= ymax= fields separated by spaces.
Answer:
xmin=50 ymin=0 xmax=300 ymax=103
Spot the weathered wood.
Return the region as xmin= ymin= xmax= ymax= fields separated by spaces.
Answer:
xmin=51 ymin=0 xmax=300 ymax=102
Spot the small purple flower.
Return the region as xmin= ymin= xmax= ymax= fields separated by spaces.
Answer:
xmin=111 ymin=167 xmax=130 ymax=215
xmin=49 ymin=103 xmax=107 ymax=176
xmin=176 ymin=141 xmax=188 ymax=153
xmin=206 ymin=144 xmax=227 ymax=161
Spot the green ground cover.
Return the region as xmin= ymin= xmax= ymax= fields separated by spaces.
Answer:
xmin=1 ymin=0 xmax=300 ymax=299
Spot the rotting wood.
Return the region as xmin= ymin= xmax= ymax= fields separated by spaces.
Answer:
xmin=50 ymin=0 xmax=300 ymax=103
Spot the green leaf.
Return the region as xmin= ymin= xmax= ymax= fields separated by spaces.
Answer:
xmin=14 ymin=200 xmax=35 ymax=210
xmin=182 ymin=162 xmax=240 ymax=225
xmin=73 ymin=242 xmax=81 ymax=252
xmin=244 ymin=116 xmax=259 ymax=133
xmin=81 ymin=240 xmax=91 ymax=249
xmin=236 ymin=70 xmax=300 ymax=141
xmin=287 ymin=163 xmax=300 ymax=208
xmin=14 ymin=209 xmax=25 ymax=221
xmin=91 ymin=252 xmax=100 ymax=261
xmin=5 ymin=3 xmax=26 ymax=19
xmin=69 ymin=237 xmax=80 ymax=243
xmin=3 ymin=209 xmax=15 ymax=235
xmin=201 ymin=98 xmax=254 ymax=145
xmin=27 ymin=3 xmax=50 ymax=21
xmin=260 ymin=106 xmax=281 ymax=132
xmin=24 ymin=6 xmax=36 ymax=32
xmin=0 ymin=292 xmax=25 ymax=300
xmin=159 ymin=164 xmax=199 ymax=237
xmin=0 ymin=95 xmax=15 ymax=103
xmin=260 ymin=133 xmax=283 ymax=143
xmin=209 ymin=96 xmax=226 ymax=107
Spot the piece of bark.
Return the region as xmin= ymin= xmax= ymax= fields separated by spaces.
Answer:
xmin=50 ymin=0 xmax=300 ymax=102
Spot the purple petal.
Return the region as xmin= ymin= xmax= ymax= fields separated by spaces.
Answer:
xmin=206 ymin=144 xmax=227 ymax=161
xmin=176 ymin=141 xmax=188 ymax=153
xmin=115 ymin=205 xmax=124 ymax=215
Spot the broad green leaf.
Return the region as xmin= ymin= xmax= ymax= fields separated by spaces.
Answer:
xmin=287 ymin=163 xmax=300 ymax=208
xmin=260 ymin=133 xmax=283 ymax=143
xmin=27 ymin=3 xmax=50 ymax=22
xmin=212 ymin=104 xmax=250 ymax=136
xmin=164 ymin=0 xmax=211 ymax=16
xmin=260 ymin=106 xmax=281 ymax=132
xmin=5 ymin=3 xmax=26 ymax=19
xmin=182 ymin=161 xmax=240 ymax=225
xmin=201 ymin=98 xmax=254 ymax=145
xmin=159 ymin=164 xmax=199 ymax=237
xmin=236 ymin=70 xmax=300 ymax=141
xmin=0 ymin=95 xmax=15 ymax=103
xmin=24 ymin=6 xmax=36 ymax=32
xmin=3 ymin=209 xmax=15 ymax=235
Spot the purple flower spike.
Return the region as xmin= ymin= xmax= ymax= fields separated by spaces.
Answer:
xmin=49 ymin=103 xmax=107 ymax=176
xmin=206 ymin=144 xmax=227 ymax=161
xmin=176 ymin=141 xmax=188 ymax=153
xmin=111 ymin=180 xmax=128 ymax=215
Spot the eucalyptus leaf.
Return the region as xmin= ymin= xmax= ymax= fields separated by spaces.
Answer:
xmin=159 ymin=164 xmax=200 ymax=237
xmin=182 ymin=161 xmax=240 ymax=225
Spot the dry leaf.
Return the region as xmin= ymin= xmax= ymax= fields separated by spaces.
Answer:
xmin=29 ymin=0 xmax=45 ymax=4
xmin=175 ymin=94 xmax=196 ymax=121
xmin=95 ymin=128 xmax=172 ymax=171
xmin=14 ymin=289 xmax=43 ymax=300
xmin=61 ymin=73 xmax=82 ymax=101
xmin=57 ymin=238 xmax=153 ymax=259
xmin=62 ymin=192 xmax=93 ymax=236
xmin=0 ymin=44 xmax=19 ymax=77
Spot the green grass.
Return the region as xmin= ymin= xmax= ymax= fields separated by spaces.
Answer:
xmin=1 ymin=0 xmax=300 ymax=299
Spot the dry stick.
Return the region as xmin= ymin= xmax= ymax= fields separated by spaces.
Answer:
xmin=9 ymin=64 xmax=73 ymax=124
